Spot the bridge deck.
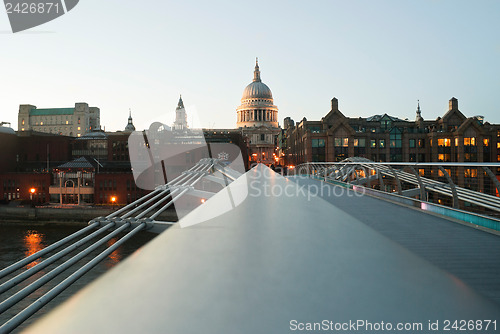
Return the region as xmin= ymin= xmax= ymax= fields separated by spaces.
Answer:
xmin=26 ymin=166 xmax=500 ymax=333
xmin=289 ymin=176 xmax=500 ymax=305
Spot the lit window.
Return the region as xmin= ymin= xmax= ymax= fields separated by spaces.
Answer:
xmin=66 ymin=121 xmax=68 ymax=124
xmin=455 ymin=138 xmax=459 ymax=146
xmin=40 ymin=122 xmax=43 ymax=125
xmin=21 ymin=128 xmax=25 ymax=131
xmin=22 ymin=119 xmax=25 ymax=125
xmin=483 ymin=138 xmax=489 ymax=146
xmin=77 ymin=134 xmax=81 ymax=137
xmin=438 ymin=138 xmax=451 ymax=147
xmin=370 ymin=140 xmax=376 ymax=148
xmin=497 ymin=142 xmax=500 ymax=149
xmin=354 ymin=138 xmax=365 ymax=147
xmin=464 ymin=137 xmax=476 ymax=146
xmin=77 ymin=127 xmax=81 ymax=131
xmin=379 ymin=139 xmax=385 ymax=148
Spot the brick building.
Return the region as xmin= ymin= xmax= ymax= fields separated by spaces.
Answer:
xmin=283 ymin=97 xmax=500 ymax=165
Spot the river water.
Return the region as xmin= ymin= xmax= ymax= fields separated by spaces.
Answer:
xmin=0 ymin=223 xmax=158 ymax=333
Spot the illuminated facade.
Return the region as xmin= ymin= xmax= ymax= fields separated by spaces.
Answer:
xmin=236 ymin=59 xmax=280 ymax=165
xmin=284 ymin=97 xmax=500 ymax=165
xmin=18 ymin=102 xmax=100 ymax=137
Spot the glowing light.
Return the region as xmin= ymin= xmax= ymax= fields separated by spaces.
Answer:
xmin=30 ymin=188 xmax=36 ymax=194
xmin=201 ymin=198 xmax=206 ymax=203
xmin=24 ymin=231 xmax=44 ymax=269
xmin=111 ymin=196 xmax=117 ymax=203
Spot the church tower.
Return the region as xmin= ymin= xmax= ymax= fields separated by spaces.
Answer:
xmin=124 ymin=109 xmax=136 ymax=132
xmin=173 ymin=95 xmax=188 ymax=130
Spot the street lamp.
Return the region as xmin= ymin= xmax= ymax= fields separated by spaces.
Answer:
xmin=111 ymin=196 xmax=117 ymax=210
xmin=29 ymin=187 xmax=36 ymax=201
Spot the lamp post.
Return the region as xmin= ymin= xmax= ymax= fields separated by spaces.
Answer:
xmin=29 ymin=188 xmax=36 ymax=201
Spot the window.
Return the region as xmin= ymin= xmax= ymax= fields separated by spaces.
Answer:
xmin=370 ymin=140 xmax=376 ymax=148
xmin=334 ymin=137 xmax=348 ymax=147
xmin=409 ymin=139 xmax=416 ymax=148
xmin=311 ymin=139 xmax=325 ymax=147
xmin=381 ymin=119 xmax=391 ymax=130
xmin=464 ymin=137 xmax=476 ymax=146
xmin=353 ymin=138 xmax=365 ymax=147
xmin=308 ymin=126 xmax=320 ymax=133
xmin=77 ymin=127 xmax=81 ymax=131
xmin=78 ymin=117 xmax=81 ymax=124
xmin=418 ymin=139 xmax=425 ymax=148
xmin=483 ymin=138 xmax=489 ymax=146
xmin=311 ymin=139 xmax=326 ymax=162
xmin=455 ymin=138 xmax=459 ymax=147
xmin=438 ymin=154 xmax=451 ymax=162
xmin=379 ymin=139 xmax=385 ymax=148
xmin=438 ymin=138 xmax=451 ymax=147
xmin=260 ymin=134 xmax=265 ymax=141
xmin=464 ymin=168 xmax=477 ymax=178
xmin=22 ymin=119 xmax=25 ymax=125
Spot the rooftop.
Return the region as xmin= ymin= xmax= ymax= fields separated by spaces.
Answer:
xmin=29 ymin=108 xmax=75 ymax=116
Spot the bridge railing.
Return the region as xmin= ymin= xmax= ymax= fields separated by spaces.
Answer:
xmin=294 ymin=159 xmax=500 ymax=215
xmin=0 ymin=158 xmax=243 ymax=333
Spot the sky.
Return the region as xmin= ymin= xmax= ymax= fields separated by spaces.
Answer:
xmin=1 ymin=0 xmax=499 ymax=132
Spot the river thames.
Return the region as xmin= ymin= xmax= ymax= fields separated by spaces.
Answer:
xmin=0 ymin=223 xmax=158 ymax=333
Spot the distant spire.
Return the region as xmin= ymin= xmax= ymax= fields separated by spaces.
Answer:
xmin=415 ymin=100 xmax=423 ymax=122
xmin=125 ymin=108 xmax=135 ymax=131
xmin=253 ymin=57 xmax=261 ymax=82
xmin=177 ymin=95 xmax=184 ymax=109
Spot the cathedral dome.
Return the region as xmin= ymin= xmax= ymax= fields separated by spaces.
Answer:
xmin=236 ymin=59 xmax=279 ymax=129
xmin=242 ymin=81 xmax=273 ymax=100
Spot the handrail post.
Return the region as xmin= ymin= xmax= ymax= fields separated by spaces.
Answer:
xmin=439 ymin=166 xmax=459 ymax=209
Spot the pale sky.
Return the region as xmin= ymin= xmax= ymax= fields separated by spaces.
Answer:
xmin=1 ymin=0 xmax=499 ymax=132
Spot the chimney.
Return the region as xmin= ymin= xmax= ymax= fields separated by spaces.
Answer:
xmin=449 ymin=97 xmax=458 ymax=111
xmin=331 ymin=97 xmax=339 ymax=111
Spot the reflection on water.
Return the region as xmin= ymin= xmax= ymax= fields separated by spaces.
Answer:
xmin=0 ymin=223 xmax=157 ymax=333
xmin=106 ymin=238 xmax=121 ymax=268
xmin=23 ymin=231 xmax=45 ymax=269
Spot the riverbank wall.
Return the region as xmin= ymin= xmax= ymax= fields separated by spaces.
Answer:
xmin=0 ymin=206 xmax=177 ymax=225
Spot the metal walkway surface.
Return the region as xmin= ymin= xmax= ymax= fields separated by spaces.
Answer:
xmin=24 ymin=165 xmax=500 ymax=334
xmin=289 ymin=176 xmax=500 ymax=305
